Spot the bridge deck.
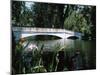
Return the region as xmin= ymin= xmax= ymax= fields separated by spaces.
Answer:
xmin=12 ymin=27 xmax=79 ymax=35
xmin=13 ymin=27 xmax=82 ymax=39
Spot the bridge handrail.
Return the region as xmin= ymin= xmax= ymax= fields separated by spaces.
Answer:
xmin=12 ymin=27 xmax=82 ymax=35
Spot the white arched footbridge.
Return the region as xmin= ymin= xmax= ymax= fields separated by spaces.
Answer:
xmin=12 ymin=27 xmax=82 ymax=40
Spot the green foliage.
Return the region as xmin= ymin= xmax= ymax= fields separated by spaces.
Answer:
xmin=12 ymin=1 xmax=96 ymax=40
xmin=12 ymin=1 xmax=34 ymax=26
xmin=32 ymin=3 xmax=64 ymax=28
xmin=64 ymin=5 xmax=96 ymax=40
xmin=12 ymin=1 xmax=25 ymax=25
xmin=64 ymin=11 xmax=91 ymax=34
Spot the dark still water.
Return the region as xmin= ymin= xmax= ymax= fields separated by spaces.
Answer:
xmin=23 ymin=35 xmax=96 ymax=70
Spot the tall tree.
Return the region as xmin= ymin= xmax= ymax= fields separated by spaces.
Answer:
xmin=32 ymin=3 xmax=65 ymax=28
xmin=12 ymin=1 xmax=25 ymax=26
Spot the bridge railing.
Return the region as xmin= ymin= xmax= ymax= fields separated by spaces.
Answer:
xmin=13 ymin=27 xmax=66 ymax=32
xmin=12 ymin=27 xmax=82 ymax=35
